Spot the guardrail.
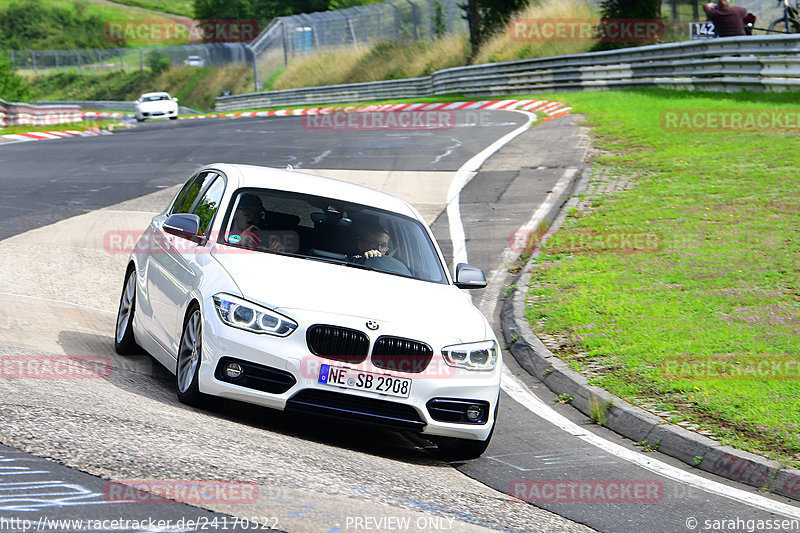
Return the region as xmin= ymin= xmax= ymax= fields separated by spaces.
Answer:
xmin=0 ymin=99 xmax=82 ymax=128
xmin=217 ymin=34 xmax=800 ymax=111
xmin=36 ymin=100 xmax=200 ymax=115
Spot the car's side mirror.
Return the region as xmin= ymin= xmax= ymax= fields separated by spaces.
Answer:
xmin=163 ymin=214 xmax=201 ymax=242
xmin=454 ymin=263 xmax=487 ymax=289
xmin=173 ymin=97 xmax=179 ymax=102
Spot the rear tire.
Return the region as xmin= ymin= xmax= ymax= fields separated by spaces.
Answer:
xmin=176 ymin=305 xmax=213 ymax=407
xmin=114 ymin=268 xmax=140 ymax=355
xmin=170 ymin=116 xmax=178 ymax=120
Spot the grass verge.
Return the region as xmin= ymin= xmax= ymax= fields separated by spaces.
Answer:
xmin=520 ymin=89 xmax=800 ymax=467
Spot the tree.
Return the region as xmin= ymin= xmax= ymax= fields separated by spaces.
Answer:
xmin=599 ymin=0 xmax=661 ymax=19
xmin=0 ymin=53 xmax=32 ymax=102
xmin=193 ymin=0 xmax=330 ymax=22
xmin=465 ymin=0 xmax=531 ymax=57
xmin=593 ymin=0 xmax=663 ymax=50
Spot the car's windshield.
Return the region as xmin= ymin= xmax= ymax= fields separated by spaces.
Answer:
xmin=221 ymin=188 xmax=448 ymax=284
xmin=143 ymin=95 xmax=169 ymax=101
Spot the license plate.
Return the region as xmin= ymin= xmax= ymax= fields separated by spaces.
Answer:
xmin=689 ymin=22 xmax=716 ymax=39
xmin=318 ymin=364 xmax=412 ymax=398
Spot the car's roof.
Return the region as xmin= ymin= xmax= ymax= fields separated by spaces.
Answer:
xmin=141 ymin=92 xmax=171 ymax=97
xmin=211 ymin=163 xmax=419 ymax=219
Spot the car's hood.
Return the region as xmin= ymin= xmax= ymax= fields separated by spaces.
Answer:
xmin=137 ymin=100 xmax=175 ymax=110
xmin=212 ymin=250 xmax=489 ymax=342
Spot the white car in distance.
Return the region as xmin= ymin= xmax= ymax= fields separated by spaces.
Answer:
xmin=114 ymin=164 xmax=501 ymax=459
xmin=134 ymin=92 xmax=179 ymax=122
xmin=184 ymin=55 xmax=206 ymax=67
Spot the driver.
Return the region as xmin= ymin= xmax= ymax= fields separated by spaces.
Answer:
xmin=356 ymin=221 xmax=391 ymax=259
xmin=353 ymin=220 xmax=412 ymax=276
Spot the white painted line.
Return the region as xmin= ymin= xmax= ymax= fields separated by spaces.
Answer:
xmin=476 ymin=167 xmax=577 ymax=321
xmin=446 ymin=111 xmax=537 ymax=268
xmin=501 ymin=368 xmax=800 ymax=519
xmin=518 ymin=168 xmax=577 ymax=233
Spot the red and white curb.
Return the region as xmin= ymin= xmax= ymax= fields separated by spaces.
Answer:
xmin=82 ymin=111 xmax=127 ymax=120
xmin=0 ymin=127 xmax=113 ymax=143
xmin=180 ymin=99 xmax=572 ymax=123
xmin=1 ymin=100 xmax=571 ymax=143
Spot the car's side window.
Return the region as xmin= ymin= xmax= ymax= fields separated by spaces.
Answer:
xmin=170 ymin=176 xmax=197 ymax=214
xmin=173 ymin=171 xmax=215 ymax=214
xmin=193 ymin=177 xmax=225 ymax=236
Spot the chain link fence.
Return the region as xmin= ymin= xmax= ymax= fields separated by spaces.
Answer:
xmin=6 ymin=43 xmax=251 ymax=75
xmin=252 ymin=0 xmax=466 ymax=58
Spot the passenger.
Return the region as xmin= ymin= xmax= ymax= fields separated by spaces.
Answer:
xmin=230 ymin=194 xmax=285 ymax=252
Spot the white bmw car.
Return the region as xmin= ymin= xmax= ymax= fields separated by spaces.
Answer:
xmin=115 ymin=164 xmax=501 ymax=459
xmin=134 ymin=92 xmax=179 ymax=122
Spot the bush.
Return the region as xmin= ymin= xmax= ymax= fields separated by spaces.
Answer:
xmin=0 ymin=53 xmax=32 ymax=102
xmin=0 ymin=0 xmax=119 ymax=50
xmin=146 ymin=50 xmax=171 ymax=74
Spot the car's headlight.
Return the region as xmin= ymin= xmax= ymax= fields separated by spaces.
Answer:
xmin=441 ymin=340 xmax=499 ymax=371
xmin=213 ymin=294 xmax=297 ymax=337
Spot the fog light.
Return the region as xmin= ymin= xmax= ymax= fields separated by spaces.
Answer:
xmin=224 ymin=362 xmax=243 ymax=379
xmin=465 ymin=405 xmax=483 ymax=421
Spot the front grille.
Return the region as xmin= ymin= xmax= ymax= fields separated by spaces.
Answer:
xmin=371 ymin=336 xmax=433 ymax=373
xmin=306 ymin=325 xmax=370 ymax=363
xmin=426 ymin=398 xmax=490 ymax=424
xmin=285 ymin=389 xmax=426 ymax=431
xmin=214 ymin=357 xmax=296 ymax=394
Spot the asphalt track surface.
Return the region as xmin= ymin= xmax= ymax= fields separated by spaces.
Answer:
xmin=1 ymin=112 xmax=798 ymax=532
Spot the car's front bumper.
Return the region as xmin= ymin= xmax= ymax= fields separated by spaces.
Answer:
xmin=197 ymin=297 xmax=501 ymax=441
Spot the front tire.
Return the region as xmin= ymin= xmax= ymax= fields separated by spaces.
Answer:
xmin=432 ymin=397 xmax=499 ymax=461
xmin=169 ymin=116 xmax=178 ymax=120
xmin=433 ymin=426 xmax=494 ymax=462
xmin=176 ymin=306 xmax=212 ymax=407
xmin=115 ymin=268 xmax=140 ymax=355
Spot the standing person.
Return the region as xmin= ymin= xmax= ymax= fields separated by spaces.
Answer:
xmin=703 ymin=1 xmax=749 ymax=37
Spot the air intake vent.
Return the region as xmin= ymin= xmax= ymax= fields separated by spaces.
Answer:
xmin=286 ymin=389 xmax=426 ymax=431
xmin=306 ymin=325 xmax=369 ymax=364
xmin=371 ymin=336 xmax=433 ymax=373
